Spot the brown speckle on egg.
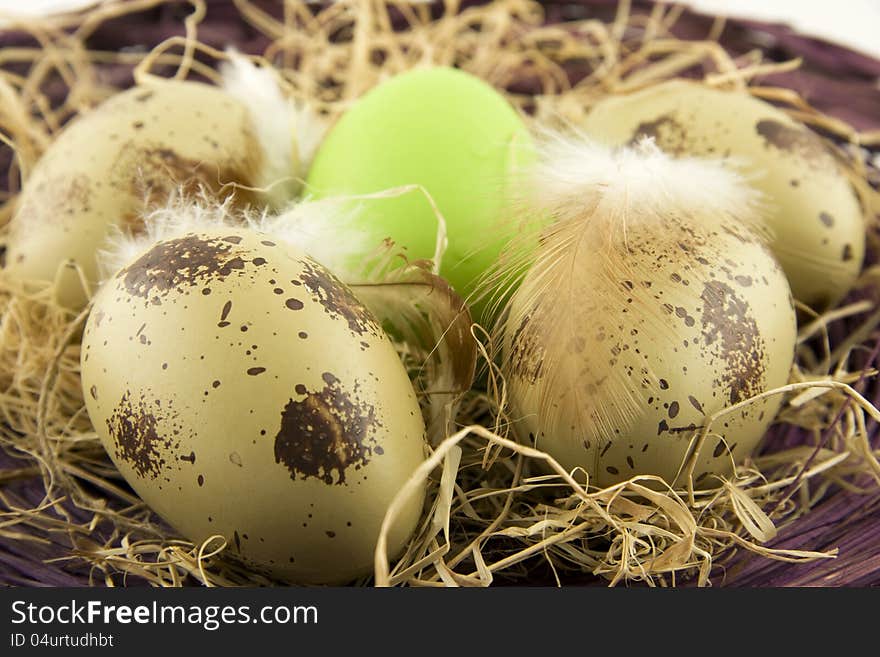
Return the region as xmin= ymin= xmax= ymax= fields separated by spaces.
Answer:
xmin=298 ymin=260 xmax=381 ymax=337
xmin=13 ymin=172 xmax=93 ymax=232
xmin=120 ymin=235 xmax=251 ymax=304
xmin=700 ymin=280 xmax=765 ymax=405
xmin=628 ymin=113 xmax=688 ymax=154
xmin=273 ymin=372 xmax=383 ymax=485
xmin=106 ymin=390 xmax=182 ymax=480
xmin=755 ymin=119 xmax=830 ymax=169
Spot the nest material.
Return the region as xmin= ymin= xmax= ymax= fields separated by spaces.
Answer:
xmin=1 ymin=0 xmax=879 ymax=587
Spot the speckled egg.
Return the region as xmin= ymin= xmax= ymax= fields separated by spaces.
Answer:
xmin=80 ymin=228 xmax=427 ymax=584
xmin=505 ymin=215 xmax=797 ymax=488
xmin=582 ymin=80 xmax=865 ymax=311
xmin=3 ymin=80 xmax=267 ymax=310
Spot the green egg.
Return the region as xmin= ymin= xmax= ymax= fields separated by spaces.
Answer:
xmin=305 ymin=66 xmax=534 ymax=318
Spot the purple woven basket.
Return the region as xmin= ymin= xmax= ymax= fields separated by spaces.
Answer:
xmin=1 ymin=0 xmax=878 ymax=587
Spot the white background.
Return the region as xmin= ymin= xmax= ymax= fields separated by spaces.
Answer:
xmin=1 ymin=0 xmax=879 ymax=59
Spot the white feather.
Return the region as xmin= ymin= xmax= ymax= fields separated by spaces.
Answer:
xmin=97 ymin=193 xmax=245 ymax=281
xmin=220 ymin=50 xmax=327 ymax=206
xmin=526 ymin=129 xmax=765 ymax=236
xmin=294 ymin=103 xmax=328 ymax=169
xmin=97 ymin=193 xmax=371 ymax=284
xmin=219 ymin=50 xmax=294 ymax=203
xmin=252 ymin=198 xmax=372 ymax=280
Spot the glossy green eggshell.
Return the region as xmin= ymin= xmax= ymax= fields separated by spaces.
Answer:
xmin=305 ymin=66 xmax=534 ymax=314
xmin=81 ymin=228 xmax=427 ymax=584
xmin=582 ymin=80 xmax=865 ymax=311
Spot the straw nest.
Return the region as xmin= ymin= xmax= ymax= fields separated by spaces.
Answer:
xmin=1 ymin=0 xmax=879 ymax=587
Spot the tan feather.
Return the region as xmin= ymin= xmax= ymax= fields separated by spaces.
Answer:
xmin=488 ymin=131 xmax=768 ymax=451
xmin=351 ymin=254 xmax=477 ymax=446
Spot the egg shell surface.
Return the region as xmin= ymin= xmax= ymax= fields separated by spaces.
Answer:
xmin=81 ymin=228 xmax=427 ymax=584
xmin=4 ymin=80 xmax=264 ymax=309
xmin=305 ymin=66 xmax=534 ymax=314
xmin=506 ymin=216 xmax=797 ymax=488
xmin=582 ymin=80 xmax=865 ymax=311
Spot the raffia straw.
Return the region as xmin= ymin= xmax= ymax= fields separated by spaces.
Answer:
xmin=0 ymin=0 xmax=878 ymax=587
